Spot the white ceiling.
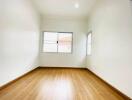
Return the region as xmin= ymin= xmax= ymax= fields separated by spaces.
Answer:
xmin=32 ymin=0 xmax=96 ymax=18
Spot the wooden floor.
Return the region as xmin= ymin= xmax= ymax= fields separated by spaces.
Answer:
xmin=0 ymin=68 xmax=129 ymax=100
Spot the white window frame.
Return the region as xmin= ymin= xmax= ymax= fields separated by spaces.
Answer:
xmin=42 ymin=31 xmax=73 ymax=54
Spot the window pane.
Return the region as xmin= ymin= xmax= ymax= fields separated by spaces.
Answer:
xmin=88 ymin=33 xmax=91 ymax=44
xmin=87 ymin=33 xmax=92 ymax=55
xmin=58 ymin=33 xmax=72 ymax=42
xmin=58 ymin=43 xmax=72 ymax=53
xmin=44 ymin=32 xmax=58 ymax=42
xmin=44 ymin=41 xmax=57 ymax=44
xmin=43 ymin=32 xmax=58 ymax=52
xmin=43 ymin=44 xmax=57 ymax=52
xmin=58 ymin=33 xmax=72 ymax=53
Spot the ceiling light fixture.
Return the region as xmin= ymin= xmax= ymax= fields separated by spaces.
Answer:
xmin=75 ymin=2 xmax=79 ymax=8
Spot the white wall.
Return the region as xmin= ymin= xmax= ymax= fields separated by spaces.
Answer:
xmin=0 ymin=0 xmax=40 ymax=87
xmin=40 ymin=16 xmax=87 ymax=68
xmin=87 ymin=0 xmax=132 ymax=98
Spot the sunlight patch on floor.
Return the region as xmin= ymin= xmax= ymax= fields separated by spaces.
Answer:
xmin=39 ymin=78 xmax=74 ymax=100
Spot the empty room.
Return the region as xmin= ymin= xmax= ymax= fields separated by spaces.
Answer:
xmin=0 ymin=0 xmax=132 ymax=100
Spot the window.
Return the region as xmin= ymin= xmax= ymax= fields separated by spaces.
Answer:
xmin=87 ymin=32 xmax=92 ymax=55
xmin=43 ymin=32 xmax=73 ymax=53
